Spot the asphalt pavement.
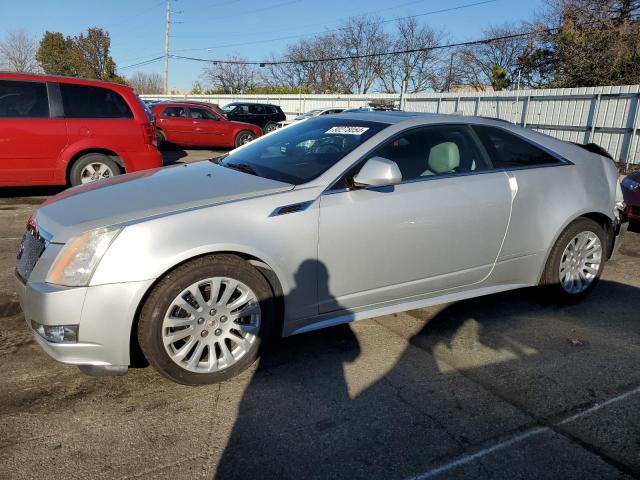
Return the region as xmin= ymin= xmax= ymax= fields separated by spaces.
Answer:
xmin=1 ymin=151 xmax=639 ymax=479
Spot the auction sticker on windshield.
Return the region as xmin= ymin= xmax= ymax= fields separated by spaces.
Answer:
xmin=325 ymin=126 xmax=369 ymax=135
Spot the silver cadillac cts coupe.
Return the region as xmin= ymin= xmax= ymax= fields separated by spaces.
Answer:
xmin=16 ymin=112 xmax=627 ymax=384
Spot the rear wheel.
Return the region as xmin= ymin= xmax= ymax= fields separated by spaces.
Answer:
xmin=263 ymin=122 xmax=277 ymax=134
xmin=138 ymin=254 xmax=275 ymax=385
xmin=234 ymin=130 xmax=256 ymax=148
xmin=539 ymin=218 xmax=606 ymax=301
xmin=69 ymin=153 xmax=120 ymax=186
xmin=156 ymin=128 xmax=166 ymax=147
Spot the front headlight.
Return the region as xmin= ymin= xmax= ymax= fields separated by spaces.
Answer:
xmin=46 ymin=226 xmax=122 ymax=287
xmin=622 ymin=177 xmax=640 ymax=192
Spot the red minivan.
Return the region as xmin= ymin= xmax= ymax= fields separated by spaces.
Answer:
xmin=0 ymin=72 xmax=162 ymax=187
xmin=151 ymin=102 xmax=263 ymax=149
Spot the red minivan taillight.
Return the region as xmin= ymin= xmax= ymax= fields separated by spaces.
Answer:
xmin=142 ymin=122 xmax=158 ymax=147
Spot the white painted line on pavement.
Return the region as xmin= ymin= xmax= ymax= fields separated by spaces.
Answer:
xmin=407 ymin=384 xmax=640 ymax=480
xmin=558 ymin=384 xmax=640 ymax=425
xmin=407 ymin=427 xmax=549 ymax=480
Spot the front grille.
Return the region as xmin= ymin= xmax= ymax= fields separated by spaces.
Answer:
xmin=15 ymin=231 xmax=46 ymax=283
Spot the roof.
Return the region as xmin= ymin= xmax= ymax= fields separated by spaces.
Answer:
xmin=333 ymin=111 xmax=524 ymax=129
xmin=0 ymin=71 xmax=132 ymax=91
xmin=225 ymin=101 xmax=280 ymax=107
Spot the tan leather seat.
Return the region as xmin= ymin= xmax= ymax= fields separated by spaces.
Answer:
xmin=422 ymin=142 xmax=460 ymax=176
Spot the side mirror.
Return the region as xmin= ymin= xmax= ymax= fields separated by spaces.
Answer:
xmin=352 ymin=156 xmax=402 ymax=188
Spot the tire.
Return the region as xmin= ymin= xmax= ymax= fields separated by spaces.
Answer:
xmin=263 ymin=122 xmax=277 ymax=134
xmin=69 ymin=153 xmax=120 ymax=186
xmin=234 ymin=130 xmax=256 ymax=148
xmin=539 ymin=218 xmax=607 ymax=302
xmin=156 ymin=128 xmax=166 ymax=147
xmin=138 ymin=254 xmax=275 ymax=385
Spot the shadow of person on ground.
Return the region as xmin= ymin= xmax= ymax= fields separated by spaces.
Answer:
xmin=214 ymin=252 xmax=640 ymax=480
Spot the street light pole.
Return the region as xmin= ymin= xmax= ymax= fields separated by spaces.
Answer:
xmin=163 ymin=0 xmax=171 ymax=95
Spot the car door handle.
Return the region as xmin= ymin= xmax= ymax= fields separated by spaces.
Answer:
xmin=192 ymin=120 xmax=201 ymax=125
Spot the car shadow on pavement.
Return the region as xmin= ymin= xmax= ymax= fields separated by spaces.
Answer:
xmin=0 ymin=186 xmax=64 ymax=199
xmin=213 ymin=256 xmax=640 ymax=480
xmin=161 ymin=147 xmax=229 ymax=166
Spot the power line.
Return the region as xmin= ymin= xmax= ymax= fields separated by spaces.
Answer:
xmin=168 ymin=13 xmax=640 ymax=68
xmin=171 ymin=0 xmax=442 ymax=40
xmin=171 ymin=0 xmax=498 ymax=53
xmin=117 ymin=0 xmax=496 ymax=75
xmin=119 ymin=56 xmax=165 ymax=70
xmin=169 ymin=28 xmax=557 ymax=66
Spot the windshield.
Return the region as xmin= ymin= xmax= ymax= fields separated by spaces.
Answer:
xmin=221 ymin=104 xmax=236 ymax=113
xmin=295 ymin=109 xmax=323 ymax=120
xmin=219 ymin=117 xmax=386 ymax=184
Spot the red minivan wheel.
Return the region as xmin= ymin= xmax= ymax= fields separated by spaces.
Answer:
xmin=69 ymin=153 xmax=120 ymax=186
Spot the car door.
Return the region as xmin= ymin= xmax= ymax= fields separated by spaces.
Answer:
xmin=318 ymin=124 xmax=513 ymax=313
xmin=157 ymin=106 xmax=193 ymax=144
xmin=188 ymin=106 xmax=227 ymax=146
xmin=0 ymin=79 xmax=67 ymax=186
xmin=248 ymin=104 xmax=267 ymax=128
xmin=230 ymin=104 xmax=251 ymax=124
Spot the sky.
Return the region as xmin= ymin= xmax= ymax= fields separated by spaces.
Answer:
xmin=1 ymin=0 xmax=545 ymax=89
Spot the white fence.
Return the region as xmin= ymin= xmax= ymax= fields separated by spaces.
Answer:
xmin=142 ymin=84 xmax=640 ymax=166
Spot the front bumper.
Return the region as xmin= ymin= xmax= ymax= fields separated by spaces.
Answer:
xmin=16 ymin=275 xmax=154 ymax=374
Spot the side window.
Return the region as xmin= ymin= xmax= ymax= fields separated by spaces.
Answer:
xmin=237 ymin=105 xmax=249 ymax=114
xmin=472 ymin=125 xmax=562 ymax=168
xmin=249 ymin=104 xmax=265 ymax=115
xmin=190 ymin=108 xmax=216 ymax=120
xmin=0 ymin=80 xmax=49 ymax=118
xmin=369 ymin=125 xmax=489 ymax=182
xmin=60 ymin=84 xmax=133 ymax=119
xmin=161 ymin=106 xmax=188 ymax=118
xmin=266 ymin=105 xmax=278 ymax=114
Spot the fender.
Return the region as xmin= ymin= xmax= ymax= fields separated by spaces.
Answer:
xmin=58 ymin=140 xmax=126 ymax=182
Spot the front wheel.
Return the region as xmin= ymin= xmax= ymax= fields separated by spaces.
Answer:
xmin=138 ymin=255 xmax=274 ymax=385
xmin=234 ymin=130 xmax=256 ymax=148
xmin=539 ymin=218 xmax=606 ymax=301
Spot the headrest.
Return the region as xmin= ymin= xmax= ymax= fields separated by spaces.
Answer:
xmin=427 ymin=142 xmax=460 ymax=174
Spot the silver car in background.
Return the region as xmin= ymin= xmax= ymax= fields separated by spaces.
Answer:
xmin=16 ymin=112 xmax=627 ymax=385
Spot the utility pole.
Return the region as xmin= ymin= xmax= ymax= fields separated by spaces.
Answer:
xmin=163 ymin=0 xmax=171 ymax=94
xmin=447 ymin=51 xmax=455 ymax=93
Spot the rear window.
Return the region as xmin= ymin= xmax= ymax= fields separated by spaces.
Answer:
xmin=161 ymin=106 xmax=188 ymax=118
xmin=60 ymin=84 xmax=133 ymax=119
xmin=0 ymin=80 xmax=49 ymax=118
xmin=472 ymin=125 xmax=562 ymax=168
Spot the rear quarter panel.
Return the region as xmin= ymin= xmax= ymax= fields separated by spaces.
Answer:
xmin=495 ymin=126 xmax=616 ymax=283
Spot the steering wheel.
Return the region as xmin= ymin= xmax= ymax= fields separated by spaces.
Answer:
xmin=313 ymin=143 xmax=341 ymax=154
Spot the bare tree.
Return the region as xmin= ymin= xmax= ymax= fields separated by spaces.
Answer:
xmin=338 ymin=16 xmax=391 ymax=94
xmin=128 ymin=71 xmax=163 ymax=94
xmin=0 ymin=30 xmax=38 ymax=73
xmin=456 ymin=23 xmax=532 ymax=90
xmin=378 ymin=17 xmax=446 ymax=93
xmin=265 ymin=33 xmax=350 ymax=93
xmin=202 ymin=56 xmax=258 ymax=93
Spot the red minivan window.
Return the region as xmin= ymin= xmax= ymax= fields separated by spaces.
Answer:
xmin=60 ymin=84 xmax=133 ymax=119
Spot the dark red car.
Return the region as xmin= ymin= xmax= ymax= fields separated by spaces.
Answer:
xmin=621 ymin=171 xmax=640 ymax=221
xmin=0 ymin=72 xmax=162 ymax=187
xmin=151 ymin=102 xmax=262 ymax=149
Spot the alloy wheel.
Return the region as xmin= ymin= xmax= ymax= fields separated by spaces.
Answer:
xmin=162 ymin=277 xmax=261 ymax=373
xmin=80 ymin=162 xmax=114 ymax=184
xmin=558 ymin=231 xmax=603 ymax=294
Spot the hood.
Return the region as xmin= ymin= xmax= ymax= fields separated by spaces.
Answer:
xmin=37 ymin=161 xmax=293 ymax=243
